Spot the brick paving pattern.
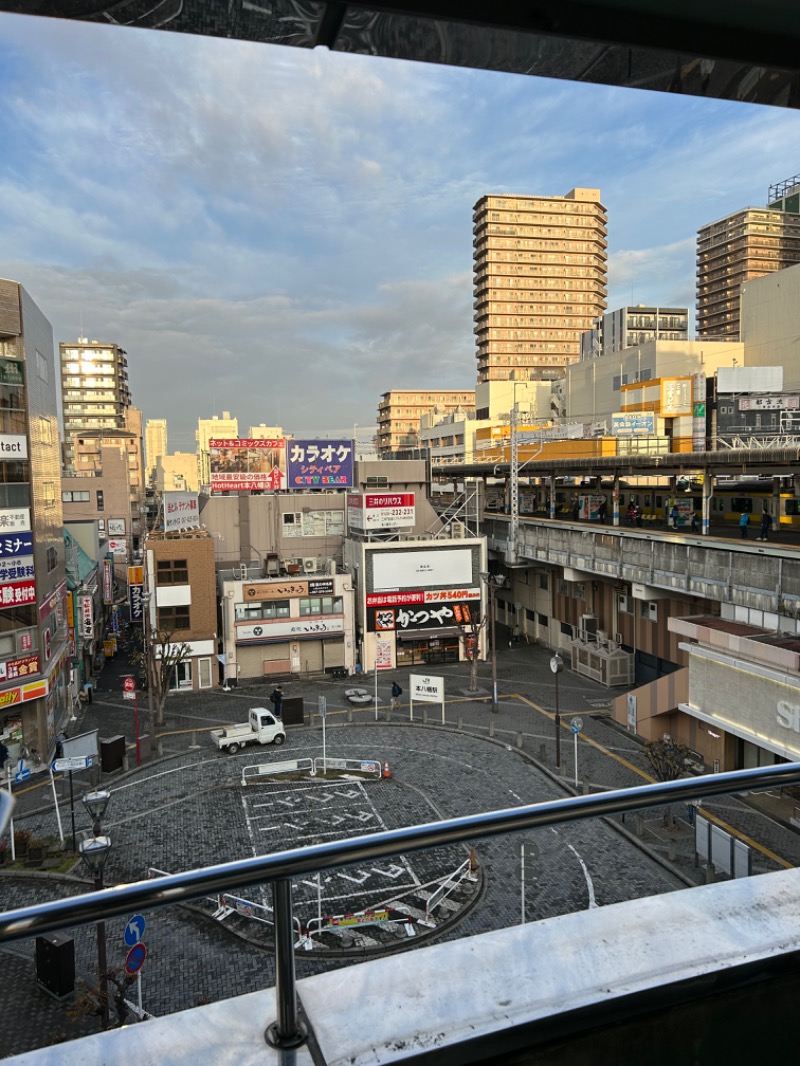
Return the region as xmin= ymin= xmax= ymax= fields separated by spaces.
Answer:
xmin=3 ymin=639 xmax=799 ymax=1057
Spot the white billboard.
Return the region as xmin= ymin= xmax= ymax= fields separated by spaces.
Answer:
xmin=236 ymin=618 xmax=345 ymax=642
xmin=107 ymin=538 xmax=128 ymax=556
xmin=347 ymin=492 xmax=415 ymax=530
xmin=372 ymin=548 xmax=473 ymax=591
xmin=163 ymin=491 xmax=201 ymax=532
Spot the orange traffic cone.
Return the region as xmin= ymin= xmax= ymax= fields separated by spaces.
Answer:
xmin=383 ymin=760 xmax=391 ymax=780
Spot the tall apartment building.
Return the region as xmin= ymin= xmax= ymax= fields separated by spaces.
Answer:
xmin=696 ymin=201 xmax=800 ymax=339
xmin=472 ymin=189 xmax=607 ymax=384
xmin=155 ymin=452 xmax=200 ymax=493
xmin=377 ymin=390 xmax=475 ymax=457
xmin=59 ymin=337 xmax=132 ymax=468
xmin=145 ymin=418 xmax=168 ymax=486
xmin=196 ymin=411 xmax=238 ymax=487
xmin=0 ymin=278 xmax=70 ymax=765
xmin=580 ymin=306 xmax=689 ymax=359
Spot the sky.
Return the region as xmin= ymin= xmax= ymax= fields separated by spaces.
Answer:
xmin=4 ymin=15 xmax=800 ymax=451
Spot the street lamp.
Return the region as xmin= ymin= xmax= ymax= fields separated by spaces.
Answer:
xmin=480 ymin=572 xmax=506 ymax=714
xmin=142 ymin=591 xmax=155 ymax=755
xmin=79 ymin=790 xmax=112 ymax=1030
xmin=550 ymin=654 xmax=564 ymax=770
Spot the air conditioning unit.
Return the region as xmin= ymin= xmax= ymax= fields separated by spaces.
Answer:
xmin=451 ymin=521 xmax=466 ymax=539
xmin=303 ymin=558 xmax=316 ymax=574
xmin=580 ymin=614 xmax=597 ymax=641
xmin=596 ymin=629 xmax=608 ymax=645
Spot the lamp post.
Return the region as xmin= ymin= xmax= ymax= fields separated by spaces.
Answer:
xmin=79 ymin=789 xmax=112 ymax=1030
xmin=142 ymin=591 xmax=155 ymax=755
xmin=550 ymin=654 xmax=564 ymax=770
xmin=480 ymin=572 xmax=506 ymax=714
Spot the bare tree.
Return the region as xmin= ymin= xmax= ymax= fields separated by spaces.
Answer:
xmin=456 ymin=613 xmax=489 ymax=693
xmin=644 ymin=736 xmax=692 ymax=829
xmin=130 ymin=627 xmax=191 ymax=727
xmin=68 ymin=966 xmax=142 ymax=1029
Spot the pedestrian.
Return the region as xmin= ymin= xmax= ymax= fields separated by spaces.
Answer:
xmin=626 ymin=502 xmax=636 ymax=526
xmin=390 ymin=681 xmax=402 ymax=712
xmin=597 ymin=499 xmax=607 ymax=524
xmin=269 ymin=686 xmax=284 ymax=716
xmin=635 ymin=504 xmax=642 ymax=528
xmin=670 ymin=505 xmax=679 ymax=529
xmin=571 ymin=494 xmax=580 ymax=522
xmin=0 ymin=739 xmax=8 ymax=770
xmin=739 ymin=511 xmax=749 ymax=539
xmin=55 ymin=732 xmax=66 ymax=759
xmin=691 ymin=511 xmax=698 ymax=533
xmin=758 ymin=510 xmax=773 ymax=541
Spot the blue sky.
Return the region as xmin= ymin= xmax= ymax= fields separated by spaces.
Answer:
xmin=3 ymin=14 xmax=800 ymax=450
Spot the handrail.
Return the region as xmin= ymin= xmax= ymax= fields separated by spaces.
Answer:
xmin=3 ymin=762 xmax=800 ymax=1047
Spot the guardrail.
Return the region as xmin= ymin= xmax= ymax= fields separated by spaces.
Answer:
xmin=3 ymin=763 xmax=800 ymax=1050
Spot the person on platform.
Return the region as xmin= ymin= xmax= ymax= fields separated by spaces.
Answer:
xmin=758 ymin=510 xmax=773 ymax=541
xmin=739 ymin=511 xmax=750 ymax=539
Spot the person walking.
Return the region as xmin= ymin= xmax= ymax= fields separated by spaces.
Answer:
xmin=758 ymin=510 xmax=773 ymax=541
xmin=597 ymin=499 xmax=607 ymax=524
xmin=670 ymin=504 xmax=679 ymax=530
xmin=635 ymin=503 xmax=643 ymax=528
xmin=269 ymin=686 xmax=284 ymax=716
xmin=690 ymin=511 xmax=699 ymax=533
xmin=739 ymin=511 xmax=749 ymax=539
xmin=390 ymin=681 xmax=402 ymax=712
xmin=571 ymin=494 xmax=580 ymax=522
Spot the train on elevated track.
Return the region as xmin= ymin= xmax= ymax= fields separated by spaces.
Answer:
xmin=478 ymin=478 xmax=800 ymax=529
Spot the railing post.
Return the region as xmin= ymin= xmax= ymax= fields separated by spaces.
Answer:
xmin=265 ymin=878 xmax=307 ymax=1049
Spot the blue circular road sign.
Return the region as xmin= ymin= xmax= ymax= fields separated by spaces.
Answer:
xmin=125 ymin=942 xmax=147 ymax=975
xmin=124 ymin=914 xmax=146 ymax=947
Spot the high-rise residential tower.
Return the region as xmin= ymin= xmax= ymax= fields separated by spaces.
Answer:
xmin=59 ymin=337 xmax=132 ymax=469
xmin=145 ymin=418 xmax=168 ymax=486
xmin=697 ymin=176 xmax=800 ymax=339
xmin=472 ymin=189 xmax=607 ymax=384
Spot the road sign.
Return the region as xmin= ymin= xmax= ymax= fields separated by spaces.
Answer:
xmin=125 ymin=914 xmax=146 ymax=947
xmin=14 ymin=759 xmax=30 ymax=783
xmin=318 ymin=696 xmax=327 ymax=719
xmin=123 ymin=676 xmax=136 ymax=700
xmin=571 ymin=716 xmax=584 ymax=735
xmin=125 ymin=942 xmax=147 ymax=975
xmin=53 ymin=756 xmax=90 ymax=772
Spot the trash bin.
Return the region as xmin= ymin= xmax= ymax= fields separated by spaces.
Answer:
xmin=36 ymin=933 xmax=75 ymax=999
xmin=281 ymin=697 xmax=304 ymax=726
xmin=100 ymin=735 xmax=126 ymax=774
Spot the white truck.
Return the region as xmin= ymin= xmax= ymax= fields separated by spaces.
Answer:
xmin=210 ymin=707 xmax=286 ymax=754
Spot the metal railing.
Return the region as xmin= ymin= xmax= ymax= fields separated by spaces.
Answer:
xmin=2 ymin=763 xmax=800 ymax=1048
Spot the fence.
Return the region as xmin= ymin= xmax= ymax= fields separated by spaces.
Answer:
xmin=241 ymin=756 xmax=380 ymax=786
xmin=4 ymin=763 xmax=800 ymax=1051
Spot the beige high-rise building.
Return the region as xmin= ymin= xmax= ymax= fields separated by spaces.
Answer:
xmin=377 ymin=390 xmax=475 ymax=457
xmin=696 ymin=204 xmax=800 ymax=339
xmin=155 ymin=452 xmax=200 ymax=493
xmin=145 ymin=418 xmax=168 ymax=486
xmin=196 ymin=411 xmax=238 ymax=487
xmin=59 ymin=337 xmax=132 ymax=469
xmin=472 ymin=189 xmax=607 ymax=384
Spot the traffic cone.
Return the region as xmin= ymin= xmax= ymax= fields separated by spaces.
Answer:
xmin=383 ymin=760 xmax=391 ymax=780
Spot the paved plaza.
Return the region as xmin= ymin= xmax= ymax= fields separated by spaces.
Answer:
xmin=3 ymin=641 xmax=800 ymax=1057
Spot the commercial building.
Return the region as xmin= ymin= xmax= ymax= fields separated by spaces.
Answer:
xmin=0 ymin=278 xmax=70 ymax=768
xmin=144 ymin=530 xmax=218 ymax=692
xmin=376 ymin=390 xmax=475 ymax=457
xmin=68 ymin=431 xmax=146 ymax=560
xmin=154 ymin=452 xmax=200 ymax=493
xmin=59 ymin=337 xmax=133 ymax=469
xmin=580 ymin=305 xmax=689 ymax=359
xmin=145 ymin=418 xmax=168 ymax=486
xmin=696 ymin=202 xmax=800 ymax=339
xmin=472 ymin=189 xmax=607 ymax=383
